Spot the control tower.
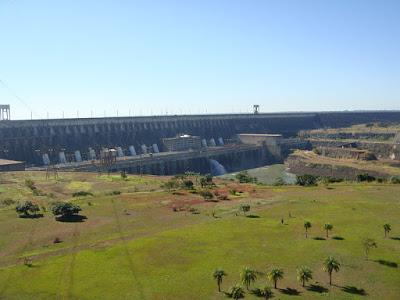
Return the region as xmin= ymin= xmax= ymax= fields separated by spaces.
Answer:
xmin=0 ymin=105 xmax=10 ymax=120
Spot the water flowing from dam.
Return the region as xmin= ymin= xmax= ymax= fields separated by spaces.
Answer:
xmin=217 ymin=164 xmax=296 ymax=184
xmin=209 ymin=159 xmax=228 ymax=176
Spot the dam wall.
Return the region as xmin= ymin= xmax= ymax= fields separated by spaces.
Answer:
xmin=1 ymin=111 xmax=400 ymax=165
xmin=62 ymin=145 xmax=273 ymax=176
xmin=0 ymin=113 xmax=319 ymax=165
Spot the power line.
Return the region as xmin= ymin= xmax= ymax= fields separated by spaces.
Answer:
xmin=0 ymin=79 xmax=42 ymax=119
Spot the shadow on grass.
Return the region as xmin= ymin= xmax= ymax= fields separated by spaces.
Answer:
xmin=279 ymin=288 xmax=301 ymax=296
xmin=313 ymin=237 xmax=326 ymax=241
xmin=306 ymin=284 xmax=329 ymax=293
xmin=55 ymin=215 xmax=87 ymax=222
xmin=332 ymin=236 xmax=345 ymax=240
xmin=390 ymin=237 xmax=400 ymax=241
xmin=19 ymin=214 xmax=44 ymax=219
xmin=341 ymin=285 xmax=367 ymax=296
xmin=223 ymin=291 xmax=244 ymax=299
xmin=246 ymin=215 xmax=260 ymax=218
xmin=375 ymin=259 xmax=398 ymax=268
xmin=250 ymin=288 xmax=274 ymax=298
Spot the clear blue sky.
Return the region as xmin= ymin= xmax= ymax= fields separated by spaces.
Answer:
xmin=1 ymin=0 xmax=399 ymax=120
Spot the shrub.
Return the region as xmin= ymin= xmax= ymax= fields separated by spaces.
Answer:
xmin=161 ymin=180 xmax=180 ymax=191
xmin=239 ymin=204 xmax=250 ymax=215
xmin=120 ymin=170 xmax=127 ymax=180
xmin=355 ymin=173 xmax=375 ymax=182
xmin=217 ymin=195 xmax=229 ymax=200
xmin=312 ymin=147 xmax=321 ymax=155
xmin=272 ymin=177 xmax=287 ymax=186
xmin=2 ymin=199 xmax=15 ymax=206
xmin=53 ymin=237 xmax=62 ymax=243
xmin=230 ymin=188 xmax=237 ymax=195
xmin=235 ymin=171 xmax=257 ymax=183
xmin=182 ymin=180 xmax=194 ymax=190
xmin=320 ymin=176 xmax=344 ymax=184
xmin=295 ymin=174 xmax=318 ymax=186
xmin=359 ymin=152 xmax=377 ymax=161
xmin=212 ymin=190 xmax=220 ymax=196
xmin=24 ymin=179 xmax=35 ymax=189
xmin=200 ymin=190 xmax=213 ymax=200
xmin=72 ymin=191 xmax=94 ymax=197
xmin=387 ymin=175 xmax=400 ymax=184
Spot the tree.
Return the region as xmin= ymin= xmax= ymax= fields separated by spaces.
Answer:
xmin=323 ymin=257 xmax=340 ymax=285
xmin=361 ymin=238 xmax=377 ymax=261
xmin=24 ymin=179 xmax=35 ymax=189
xmin=304 ymin=221 xmax=312 ymax=238
xmin=267 ymin=267 xmax=284 ymax=289
xmin=240 ymin=267 xmax=257 ymax=290
xmin=230 ymin=284 xmax=245 ymax=300
xmin=297 ymin=266 xmax=313 ymax=287
xmin=239 ymin=204 xmax=250 ymax=216
xmin=258 ymin=284 xmax=272 ymax=299
xmin=212 ymin=268 xmax=227 ymax=292
xmin=51 ymin=202 xmax=81 ymax=219
xmin=295 ymin=174 xmax=318 ymax=186
xmin=236 ymin=171 xmax=257 ymax=183
xmin=120 ymin=170 xmax=127 ymax=180
xmin=324 ymin=223 xmax=333 ymax=238
xmin=383 ymin=223 xmax=391 ymax=238
xmin=182 ymin=180 xmax=194 ymax=190
xmin=30 ymin=204 xmax=40 ymax=215
xmin=15 ymin=200 xmax=34 ymax=217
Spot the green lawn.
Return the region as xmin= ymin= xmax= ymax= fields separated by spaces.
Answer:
xmin=0 ymin=172 xmax=399 ymax=299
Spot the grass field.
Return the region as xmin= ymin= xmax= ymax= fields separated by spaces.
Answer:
xmin=0 ymin=171 xmax=399 ymax=299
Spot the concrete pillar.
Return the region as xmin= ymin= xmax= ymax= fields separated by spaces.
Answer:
xmin=74 ymin=150 xmax=82 ymax=162
xmin=59 ymin=152 xmax=67 ymax=164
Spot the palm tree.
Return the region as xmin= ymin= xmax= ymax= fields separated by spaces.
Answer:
xmin=383 ymin=223 xmax=391 ymax=238
xmin=212 ymin=268 xmax=227 ymax=292
xmin=361 ymin=238 xmax=377 ymax=260
xmin=259 ymin=284 xmax=273 ymax=299
xmin=257 ymin=284 xmax=272 ymax=300
xmin=297 ymin=266 xmax=313 ymax=287
xmin=240 ymin=267 xmax=257 ymax=290
xmin=324 ymin=223 xmax=333 ymax=238
xmin=323 ymin=257 xmax=340 ymax=285
xmin=230 ymin=284 xmax=245 ymax=300
xmin=304 ymin=221 xmax=312 ymax=238
xmin=267 ymin=267 xmax=284 ymax=289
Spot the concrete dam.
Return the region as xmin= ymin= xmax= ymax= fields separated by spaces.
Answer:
xmin=1 ymin=111 xmax=400 ymax=171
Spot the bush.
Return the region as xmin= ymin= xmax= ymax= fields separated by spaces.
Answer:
xmin=217 ymin=195 xmax=229 ymax=200
xmin=2 ymin=199 xmax=15 ymax=206
xmin=51 ymin=202 xmax=81 ymax=219
xmin=387 ymin=175 xmax=400 ymax=184
xmin=72 ymin=191 xmax=94 ymax=197
xmin=235 ymin=171 xmax=257 ymax=183
xmin=161 ymin=180 xmax=180 ymax=191
xmin=182 ymin=180 xmax=194 ymax=190
xmin=359 ymin=152 xmax=377 ymax=161
xmin=120 ymin=170 xmax=127 ymax=180
xmin=239 ymin=204 xmax=250 ymax=215
xmin=295 ymin=174 xmax=318 ymax=186
xmin=24 ymin=179 xmax=35 ymax=189
xmin=355 ymin=173 xmax=375 ymax=182
xmin=320 ymin=176 xmax=344 ymax=184
xmin=200 ymin=190 xmax=213 ymax=200
xmin=230 ymin=188 xmax=237 ymax=195
xmin=312 ymin=147 xmax=321 ymax=155
xmin=272 ymin=177 xmax=287 ymax=186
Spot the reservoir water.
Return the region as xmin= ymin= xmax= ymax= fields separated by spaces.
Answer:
xmin=217 ymin=164 xmax=296 ymax=184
